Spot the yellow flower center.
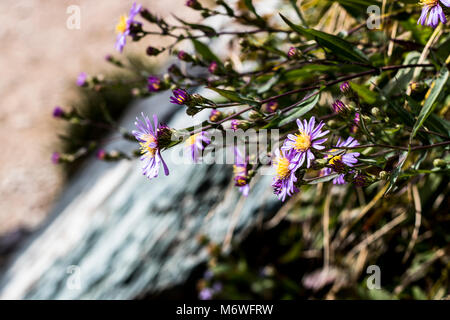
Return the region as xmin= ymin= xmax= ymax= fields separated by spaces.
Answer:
xmin=186 ymin=133 xmax=199 ymax=146
xmin=275 ymin=157 xmax=291 ymax=179
xmin=294 ymin=131 xmax=311 ymax=152
xmin=419 ymin=0 xmax=438 ymax=7
xmin=115 ymin=15 xmax=128 ymax=34
xmin=327 ymin=149 xmax=342 ymax=165
xmin=140 ymin=134 xmax=157 ymax=157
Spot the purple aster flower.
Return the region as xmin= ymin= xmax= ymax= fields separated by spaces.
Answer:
xmin=52 ymin=106 xmax=64 ymax=118
xmin=340 ymin=81 xmax=351 ymax=94
xmin=208 ymin=61 xmax=218 ymax=74
xmin=132 ymin=113 xmax=169 ymax=179
xmin=288 ymin=46 xmax=297 ymax=58
xmin=199 ymin=288 xmax=213 ymax=300
xmin=96 ymin=149 xmax=106 ymax=160
xmin=417 ymin=0 xmax=449 ymax=28
xmin=271 ymin=149 xmax=299 ymax=202
xmin=170 ymin=88 xmax=189 ymax=105
xmin=233 ymin=147 xmax=250 ymax=197
xmin=209 ymin=109 xmax=222 ymax=122
xmin=76 ymin=72 xmax=87 ymax=86
xmin=185 ymin=131 xmax=210 ymax=162
xmin=322 ymin=137 xmax=360 ymax=185
xmin=230 ymin=119 xmax=239 ymax=131
xmin=282 ymin=116 xmax=329 ymax=169
xmin=262 ymin=100 xmax=278 ymax=113
xmin=51 ymin=152 xmax=60 ymax=164
xmin=115 ymin=2 xmax=142 ymax=52
xmin=331 ymin=99 xmax=349 ymax=114
xmin=147 ymin=76 xmax=161 ymax=92
xmin=350 ymin=113 xmax=360 ymax=134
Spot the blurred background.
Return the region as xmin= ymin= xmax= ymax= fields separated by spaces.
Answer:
xmin=0 ymin=0 xmax=197 ymax=234
xmin=0 ymin=0 xmax=448 ymax=300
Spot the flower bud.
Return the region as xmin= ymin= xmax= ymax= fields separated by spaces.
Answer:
xmin=378 ymin=171 xmax=388 ymax=180
xmin=371 ymin=107 xmax=380 ymax=117
xmin=208 ymin=61 xmax=219 ymax=74
xmin=287 ymin=46 xmax=297 ymax=58
xmin=261 ymin=100 xmax=278 ymax=113
xmin=331 ymin=99 xmax=349 ymax=114
xmin=51 ymin=152 xmax=61 ymax=164
xmin=433 ymin=159 xmax=447 ymax=168
xmin=52 ymin=106 xmax=65 ymax=118
xmin=96 ymin=149 xmax=106 ymax=160
xmin=186 ymin=0 xmax=202 ymax=10
xmin=209 ymin=109 xmax=222 ymax=122
xmin=146 ymin=46 xmax=161 ymax=56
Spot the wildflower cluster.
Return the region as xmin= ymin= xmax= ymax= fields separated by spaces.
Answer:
xmin=52 ymin=1 xmax=449 ymax=204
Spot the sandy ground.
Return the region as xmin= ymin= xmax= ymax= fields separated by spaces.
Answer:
xmin=0 ymin=0 xmax=199 ymax=234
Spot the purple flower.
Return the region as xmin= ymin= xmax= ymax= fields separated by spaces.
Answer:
xmin=340 ymin=81 xmax=351 ymax=94
xmin=51 ymin=152 xmax=60 ymax=164
xmin=230 ymin=119 xmax=239 ymax=131
xmin=331 ymin=99 xmax=348 ymax=114
xmin=147 ymin=76 xmax=161 ymax=92
xmin=209 ymin=109 xmax=222 ymax=122
xmin=52 ymin=106 xmax=64 ymax=118
xmin=288 ymin=46 xmax=297 ymax=58
xmin=417 ymin=0 xmax=449 ymax=28
xmin=96 ymin=149 xmax=106 ymax=160
xmin=185 ymin=131 xmax=210 ymax=162
xmin=271 ymin=149 xmax=299 ymax=202
xmin=282 ymin=116 xmax=329 ymax=169
xmin=199 ymin=288 xmax=213 ymax=300
xmin=115 ymin=2 xmax=142 ymax=52
xmin=208 ymin=61 xmax=218 ymax=74
xmin=76 ymin=72 xmax=87 ymax=86
xmin=177 ymin=50 xmax=188 ymax=61
xmin=322 ymin=137 xmax=360 ymax=185
xmin=132 ymin=113 xmax=169 ymax=179
xmin=233 ymin=147 xmax=250 ymax=197
xmin=170 ymin=88 xmax=189 ymax=105
xmin=262 ymin=100 xmax=278 ymax=113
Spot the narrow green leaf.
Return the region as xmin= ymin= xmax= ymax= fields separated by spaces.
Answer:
xmin=278 ymin=93 xmax=320 ymax=127
xmin=307 ymin=173 xmax=339 ymax=184
xmin=174 ymin=16 xmax=216 ymax=36
xmin=207 ymin=87 xmax=258 ymax=106
xmin=192 ymin=39 xmax=221 ymax=63
xmin=279 ymin=14 xmax=369 ymax=64
xmin=244 ymin=0 xmax=263 ymax=20
xmin=411 ymin=66 xmax=449 ymax=139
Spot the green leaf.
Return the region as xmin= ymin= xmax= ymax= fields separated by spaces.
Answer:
xmin=349 ymin=83 xmax=379 ymax=104
xmin=278 ymin=92 xmax=320 ymax=127
xmin=192 ymin=39 xmax=221 ymax=63
xmin=207 ymin=87 xmax=259 ymax=106
xmin=307 ymin=173 xmax=340 ymax=184
xmin=289 ymin=0 xmax=308 ymax=26
xmin=244 ymin=0 xmax=263 ymax=20
xmin=411 ymin=66 xmax=449 ymax=140
xmin=279 ymin=14 xmax=369 ymax=64
xmin=383 ymin=51 xmax=420 ymax=97
xmin=174 ymin=16 xmax=216 ymax=36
